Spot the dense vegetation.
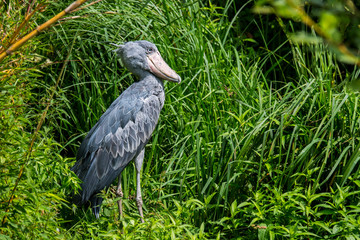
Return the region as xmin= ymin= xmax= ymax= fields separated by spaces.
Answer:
xmin=1 ymin=0 xmax=360 ymax=239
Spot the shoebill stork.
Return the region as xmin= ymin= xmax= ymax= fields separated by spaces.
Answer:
xmin=71 ymin=40 xmax=181 ymax=222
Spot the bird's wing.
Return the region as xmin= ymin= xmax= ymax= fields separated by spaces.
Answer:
xmin=72 ymin=84 xmax=162 ymax=203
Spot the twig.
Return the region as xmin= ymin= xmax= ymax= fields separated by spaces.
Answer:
xmin=69 ymin=0 xmax=103 ymax=13
xmin=0 ymin=0 xmax=89 ymax=63
xmin=3 ymin=4 xmax=45 ymax=49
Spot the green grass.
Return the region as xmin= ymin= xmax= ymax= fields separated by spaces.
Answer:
xmin=1 ymin=0 xmax=360 ymax=239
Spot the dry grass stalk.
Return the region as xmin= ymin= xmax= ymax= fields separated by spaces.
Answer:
xmin=0 ymin=0 xmax=89 ymax=63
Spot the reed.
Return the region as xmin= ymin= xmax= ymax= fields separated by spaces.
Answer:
xmin=1 ymin=0 xmax=359 ymax=238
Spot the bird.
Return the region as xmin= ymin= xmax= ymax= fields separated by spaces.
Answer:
xmin=71 ymin=40 xmax=181 ymax=222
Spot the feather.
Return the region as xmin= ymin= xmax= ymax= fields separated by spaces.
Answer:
xmin=71 ymin=44 xmax=168 ymax=213
xmin=95 ymin=149 xmax=109 ymax=179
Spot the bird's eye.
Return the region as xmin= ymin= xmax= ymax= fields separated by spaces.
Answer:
xmin=146 ymin=48 xmax=154 ymax=54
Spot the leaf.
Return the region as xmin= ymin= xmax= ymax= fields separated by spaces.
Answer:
xmin=290 ymin=32 xmax=323 ymax=45
xmin=313 ymin=221 xmax=332 ymax=233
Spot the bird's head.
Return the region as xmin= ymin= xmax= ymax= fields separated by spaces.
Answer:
xmin=111 ymin=40 xmax=181 ymax=83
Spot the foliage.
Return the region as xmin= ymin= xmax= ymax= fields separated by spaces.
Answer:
xmin=254 ymin=0 xmax=360 ymax=66
xmin=1 ymin=0 xmax=360 ymax=239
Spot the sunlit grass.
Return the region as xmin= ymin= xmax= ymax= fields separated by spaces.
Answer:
xmin=1 ymin=0 xmax=360 ymax=239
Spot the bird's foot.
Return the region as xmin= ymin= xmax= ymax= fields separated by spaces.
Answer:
xmin=116 ymin=189 xmax=124 ymax=218
xmin=136 ymin=198 xmax=144 ymax=223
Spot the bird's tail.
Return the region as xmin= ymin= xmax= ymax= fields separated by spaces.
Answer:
xmin=70 ymin=188 xmax=104 ymax=219
xmin=90 ymin=195 xmax=103 ymax=219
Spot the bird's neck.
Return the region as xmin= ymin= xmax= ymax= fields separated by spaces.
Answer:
xmin=140 ymin=73 xmax=165 ymax=108
xmin=140 ymin=73 xmax=164 ymax=90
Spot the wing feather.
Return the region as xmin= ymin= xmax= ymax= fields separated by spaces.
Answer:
xmin=71 ymin=84 xmax=163 ymax=205
xmin=95 ymin=149 xmax=109 ymax=179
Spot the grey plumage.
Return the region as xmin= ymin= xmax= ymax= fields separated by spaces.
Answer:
xmin=71 ymin=40 xmax=180 ymax=221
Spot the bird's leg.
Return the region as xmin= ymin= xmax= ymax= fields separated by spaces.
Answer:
xmin=116 ymin=174 xmax=123 ymax=219
xmin=135 ymin=149 xmax=145 ymax=223
xmin=136 ymin=169 xmax=144 ymax=223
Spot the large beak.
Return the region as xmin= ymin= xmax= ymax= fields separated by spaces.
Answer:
xmin=147 ymin=51 xmax=181 ymax=83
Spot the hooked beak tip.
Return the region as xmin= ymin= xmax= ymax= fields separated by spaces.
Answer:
xmin=147 ymin=53 xmax=181 ymax=83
